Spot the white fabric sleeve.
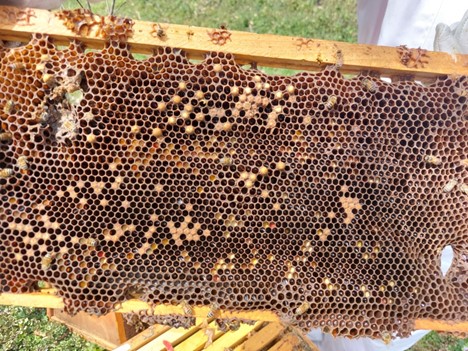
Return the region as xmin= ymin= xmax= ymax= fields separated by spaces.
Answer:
xmin=358 ymin=0 xmax=468 ymax=50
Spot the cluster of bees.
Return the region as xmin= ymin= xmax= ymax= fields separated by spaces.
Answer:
xmin=0 ymin=117 xmax=28 ymax=179
xmin=56 ymin=9 xmax=134 ymax=41
xmin=0 ymin=54 xmax=86 ymax=180
xmin=397 ymin=45 xmax=429 ymax=69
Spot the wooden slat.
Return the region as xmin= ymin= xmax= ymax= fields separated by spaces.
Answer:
xmin=287 ymin=326 xmax=322 ymax=351
xmin=115 ymin=312 xmax=130 ymax=343
xmin=238 ymin=322 xmax=286 ymax=351
xmin=50 ymin=310 xmax=122 ymax=350
xmin=0 ymin=290 xmax=467 ymax=333
xmin=174 ymin=320 xmax=223 ymax=351
xmin=0 ymin=288 xmax=63 ymax=308
xmin=137 ymin=320 xmax=204 ymax=351
xmin=414 ymin=319 xmax=468 ymax=333
xmin=204 ymin=321 xmax=264 ymax=351
xmin=267 ymin=329 xmax=320 ymax=351
xmin=266 ymin=332 xmax=301 ymax=351
xmin=113 ymin=324 xmax=171 ymax=351
xmin=0 ymin=6 xmax=467 ymax=78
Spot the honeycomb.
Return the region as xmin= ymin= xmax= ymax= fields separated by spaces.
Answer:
xmin=0 ymin=33 xmax=467 ymax=340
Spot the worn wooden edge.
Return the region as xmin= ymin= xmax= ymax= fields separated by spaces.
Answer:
xmin=241 ymin=322 xmax=286 ymax=350
xmin=115 ymin=312 xmax=130 ymax=343
xmin=49 ymin=314 xmax=118 ymax=350
xmin=204 ymin=321 xmax=265 ymax=351
xmin=47 ymin=309 xmax=128 ymax=349
xmin=113 ymin=324 xmax=171 ymax=351
xmin=0 ymin=6 xmax=467 ymax=78
xmin=0 ymin=290 xmax=467 ymax=333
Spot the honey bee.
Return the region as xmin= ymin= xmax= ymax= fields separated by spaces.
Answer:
xmin=460 ymin=183 xmax=468 ymax=195
xmin=3 ymin=100 xmax=15 ymax=114
xmin=181 ymin=300 xmax=194 ymax=316
xmin=36 ymin=110 xmax=50 ymax=125
xmin=380 ymin=331 xmax=392 ymax=345
xmin=294 ymin=301 xmax=310 ymax=316
xmin=17 ymin=156 xmax=28 ymax=171
xmin=41 ymin=73 xmax=55 ymax=85
xmin=41 ymin=253 xmax=54 ymax=270
xmin=362 ymin=78 xmax=377 ymax=93
xmin=0 ymin=168 xmax=14 ymax=178
xmin=0 ymin=132 xmax=12 ymax=141
xmin=154 ymin=23 xmax=166 ymax=39
xmin=215 ymin=319 xmax=229 ymax=332
xmin=127 ymin=284 xmax=145 ymax=299
xmin=442 ymin=179 xmax=458 ymax=193
xmin=454 ymin=87 xmax=468 ymax=97
xmin=325 ymin=95 xmax=337 ymax=110
xmin=207 ymin=303 xmax=220 ymax=318
xmin=8 ymin=62 xmax=26 ymax=72
xmin=228 ymin=318 xmax=240 ymax=331
xmin=424 ymin=155 xmax=442 ymax=166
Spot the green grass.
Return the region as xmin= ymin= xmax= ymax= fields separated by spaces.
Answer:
xmin=63 ymin=0 xmax=357 ymax=75
xmin=408 ymin=331 xmax=468 ymax=351
xmin=0 ymin=306 xmax=104 ymax=351
xmin=65 ymin=0 xmax=357 ymax=42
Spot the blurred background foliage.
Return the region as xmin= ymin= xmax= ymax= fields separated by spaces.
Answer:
xmin=64 ymin=0 xmax=357 ymax=42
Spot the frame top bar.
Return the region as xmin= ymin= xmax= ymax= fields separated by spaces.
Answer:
xmin=0 ymin=6 xmax=467 ymax=78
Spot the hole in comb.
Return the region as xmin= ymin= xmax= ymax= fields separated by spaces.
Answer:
xmin=440 ymin=245 xmax=454 ymax=277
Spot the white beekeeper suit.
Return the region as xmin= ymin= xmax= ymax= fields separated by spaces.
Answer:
xmin=358 ymin=0 xmax=468 ymax=53
xmin=309 ymin=0 xmax=466 ymax=350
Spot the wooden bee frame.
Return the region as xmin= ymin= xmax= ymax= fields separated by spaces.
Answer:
xmin=0 ymin=5 xmax=467 ymax=350
xmin=0 ymin=6 xmax=467 ymax=78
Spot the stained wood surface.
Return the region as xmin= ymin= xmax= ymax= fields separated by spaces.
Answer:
xmin=116 ymin=321 xmax=319 ymax=351
xmin=0 ymin=6 xmax=467 ymax=78
xmin=49 ymin=309 xmax=127 ymax=350
xmin=114 ymin=324 xmax=171 ymax=351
